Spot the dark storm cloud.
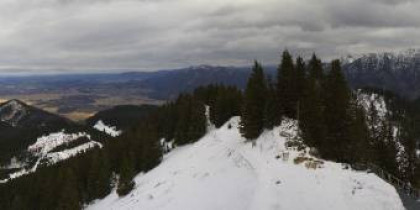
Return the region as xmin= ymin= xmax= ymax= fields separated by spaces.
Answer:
xmin=0 ymin=0 xmax=419 ymax=74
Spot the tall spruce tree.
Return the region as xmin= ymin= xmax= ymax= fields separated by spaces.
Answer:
xmin=295 ymin=56 xmax=306 ymax=103
xmin=57 ymin=168 xmax=81 ymax=210
xmin=240 ymin=61 xmax=267 ymax=140
xmin=87 ymin=150 xmax=111 ymax=201
xmin=300 ymin=54 xmax=326 ymax=149
xmin=323 ymin=59 xmax=352 ymax=161
xmin=277 ymin=50 xmax=297 ymax=118
xmin=264 ymin=76 xmax=282 ymax=129
xmin=347 ymin=103 xmax=370 ymax=163
xmin=117 ymin=156 xmax=136 ymax=197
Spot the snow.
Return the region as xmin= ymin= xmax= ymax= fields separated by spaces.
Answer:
xmin=347 ymin=49 xmax=420 ymax=74
xmin=88 ymin=117 xmax=404 ymax=210
xmin=45 ymin=141 xmax=101 ymax=165
xmin=28 ymin=131 xmax=92 ymax=155
xmin=356 ymin=91 xmax=409 ymax=174
xmin=1 ymin=131 xmax=102 ymax=183
xmin=357 ymin=91 xmax=388 ymax=125
xmin=0 ymin=157 xmax=25 ymax=169
xmin=94 ymin=120 xmax=122 ymax=137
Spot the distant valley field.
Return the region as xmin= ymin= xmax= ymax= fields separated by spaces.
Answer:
xmin=0 ymin=65 xmax=257 ymax=121
xmin=0 ymin=73 xmax=165 ymax=121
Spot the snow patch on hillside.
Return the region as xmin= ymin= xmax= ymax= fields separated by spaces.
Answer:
xmin=28 ymin=131 xmax=92 ymax=154
xmin=45 ymin=141 xmax=101 ymax=165
xmin=88 ymin=117 xmax=404 ymax=210
xmin=1 ymin=131 xmax=102 ymax=183
xmin=357 ymin=91 xmax=388 ymax=125
xmin=94 ymin=120 xmax=122 ymax=137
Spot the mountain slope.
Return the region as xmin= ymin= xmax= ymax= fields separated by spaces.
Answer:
xmin=343 ymin=49 xmax=420 ymax=99
xmin=86 ymin=104 xmax=158 ymax=131
xmin=89 ymin=117 xmax=404 ymax=210
xmin=0 ymin=100 xmax=108 ymax=181
xmin=141 ymin=65 xmax=276 ymax=99
xmin=0 ymin=100 xmax=82 ymax=164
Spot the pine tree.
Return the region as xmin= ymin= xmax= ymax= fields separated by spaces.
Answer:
xmin=212 ymin=86 xmax=243 ymax=128
xmin=264 ymin=76 xmax=282 ymax=129
xmin=240 ymin=61 xmax=267 ymax=140
xmin=300 ymin=54 xmax=326 ymax=149
xmin=139 ymin=123 xmax=162 ymax=171
xmin=277 ymin=50 xmax=297 ymax=118
xmin=295 ymin=56 xmax=306 ymax=102
xmin=376 ymin=119 xmax=399 ymax=175
xmin=57 ymin=168 xmax=81 ymax=210
xmin=117 ymin=156 xmax=136 ymax=197
xmin=323 ymin=59 xmax=352 ymax=161
xmin=87 ymin=150 xmax=112 ymax=201
xmin=347 ymin=102 xmax=370 ymax=163
xmin=174 ymin=94 xmax=206 ymax=145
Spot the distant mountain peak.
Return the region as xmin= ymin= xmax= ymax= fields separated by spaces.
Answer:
xmin=0 ymin=99 xmax=28 ymax=127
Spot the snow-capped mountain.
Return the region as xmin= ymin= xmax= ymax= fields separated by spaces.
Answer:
xmin=88 ymin=117 xmax=404 ymax=210
xmin=343 ymin=49 xmax=420 ymax=99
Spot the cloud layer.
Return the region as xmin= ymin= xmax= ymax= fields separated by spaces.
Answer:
xmin=0 ymin=0 xmax=419 ymax=73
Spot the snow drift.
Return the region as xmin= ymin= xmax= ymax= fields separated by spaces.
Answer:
xmin=88 ymin=117 xmax=404 ymax=210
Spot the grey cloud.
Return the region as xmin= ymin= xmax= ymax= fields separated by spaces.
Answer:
xmin=0 ymin=0 xmax=419 ymax=73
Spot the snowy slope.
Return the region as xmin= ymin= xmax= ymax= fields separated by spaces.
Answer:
xmin=88 ymin=117 xmax=404 ymax=210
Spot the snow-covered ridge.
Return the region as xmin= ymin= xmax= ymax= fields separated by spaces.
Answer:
xmin=0 ymin=99 xmax=27 ymax=127
xmin=28 ymin=131 xmax=92 ymax=155
xmin=88 ymin=117 xmax=404 ymax=210
xmin=1 ymin=131 xmax=102 ymax=183
xmin=93 ymin=120 xmax=122 ymax=137
xmin=345 ymin=48 xmax=420 ymax=74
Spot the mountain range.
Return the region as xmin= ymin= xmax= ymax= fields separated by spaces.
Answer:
xmin=343 ymin=49 xmax=420 ymax=99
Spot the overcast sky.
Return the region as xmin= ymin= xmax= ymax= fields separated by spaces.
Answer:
xmin=0 ymin=0 xmax=419 ymax=74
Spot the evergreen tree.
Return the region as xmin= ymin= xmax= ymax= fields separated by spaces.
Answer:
xmin=277 ymin=50 xmax=297 ymax=118
xmin=375 ymin=119 xmax=398 ymax=175
xmin=174 ymin=94 xmax=206 ymax=145
xmin=57 ymin=168 xmax=81 ymax=210
xmin=300 ymin=54 xmax=326 ymax=149
xmin=240 ymin=61 xmax=267 ymax=140
xmin=117 ymin=156 xmax=136 ymax=197
xmin=295 ymin=56 xmax=306 ymax=102
xmin=323 ymin=59 xmax=352 ymax=161
xmin=211 ymin=86 xmax=243 ymax=128
xmin=264 ymin=76 xmax=282 ymax=129
xmin=347 ymin=102 xmax=370 ymax=163
xmin=87 ymin=150 xmax=112 ymax=202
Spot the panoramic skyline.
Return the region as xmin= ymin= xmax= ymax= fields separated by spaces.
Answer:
xmin=0 ymin=0 xmax=419 ymax=74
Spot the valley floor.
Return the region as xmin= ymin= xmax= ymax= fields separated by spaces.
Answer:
xmin=88 ymin=117 xmax=404 ymax=210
